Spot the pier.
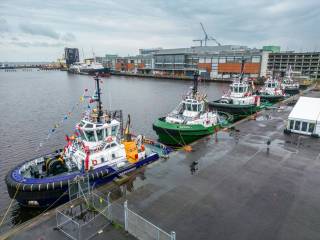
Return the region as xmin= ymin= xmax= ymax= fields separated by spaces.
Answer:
xmin=2 ymin=87 xmax=320 ymax=240
xmin=0 ymin=64 xmax=62 ymax=71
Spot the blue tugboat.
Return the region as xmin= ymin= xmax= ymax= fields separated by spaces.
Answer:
xmin=5 ymin=76 xmax=168 ymax=207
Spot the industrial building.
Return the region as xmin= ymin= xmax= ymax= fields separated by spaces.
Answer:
xmin=64 ymin=48 xmax=79 ymax=67
xmin=267 ymin=52 xmax=320 ymax=78
xmin=153 ymin=45 xmax=269 ymax=79
xmin=90 ymin=45 xmax=320 ymax=80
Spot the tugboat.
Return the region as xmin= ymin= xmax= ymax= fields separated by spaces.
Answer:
xmin=281 ymin=66 xmax=300 ymax=95
xmin=257 ymin=77 xmax=285 ymax=103
xmin=5 ymin=76 xmax=167 ymax=207
xmin=153 ymin=72 xmax=220 ymax=146
xmin=209 ymin=60 xmax=262 ymax=118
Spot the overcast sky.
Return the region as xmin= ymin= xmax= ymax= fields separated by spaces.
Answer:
xmin=0 ymin=0 xmax=320 ymax=62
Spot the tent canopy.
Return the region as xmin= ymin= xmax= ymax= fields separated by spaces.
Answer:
xmin=288 ymin=96 xmax=320 ymax=122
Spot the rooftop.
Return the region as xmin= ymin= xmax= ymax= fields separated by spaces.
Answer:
xmin=288 ymin=96 xmax=320 ymax=122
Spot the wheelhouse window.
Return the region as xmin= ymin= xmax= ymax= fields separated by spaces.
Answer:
xmin=308 ymin=123 xmax=315 ymax=133
xmin=96 ymin=129 xmax=104 ymax=141
xmin=289 ymin=120 xmax=294 ymax=129
xmin=301 ymin=122 xmax=308 ymax=132
xmin=192 ymin=104 xmax=198 ymax=111
xmin=103 ymin=128 xmax=107 ymax=138
xmin=79 ymin=121 xmax=85 ymax=128
xmin=186 ymin=104 xmax=192 ymax=111
xmin=239 ymin=87 xmax=243 ymax=93
xmin=85 ymin=130 xmax=96 ymax=142
xmin=111 ymin=126 xmax=118 ymax=136
xmin=294 ymin=121 xmax=301 ymax=131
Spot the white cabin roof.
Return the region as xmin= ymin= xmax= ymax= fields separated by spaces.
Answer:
xmin=288 ymin=97 xmax=320 ymax=122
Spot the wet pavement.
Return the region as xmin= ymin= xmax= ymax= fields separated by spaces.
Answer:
xmin=117 ymin=90 xmax=320 ymax=240
xmin=3 ymin=90 xmax=320 ymax=240
xmin=5 ymin=210 xmax=136 ymax=240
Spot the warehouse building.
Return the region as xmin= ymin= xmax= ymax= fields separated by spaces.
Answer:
xmin=268 ymin=52 xmax=320 ymax=78
xmin=153 ymin=45 xmax=269 ymax=79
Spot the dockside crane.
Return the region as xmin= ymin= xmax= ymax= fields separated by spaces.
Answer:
xmin=193 ymin=22 xmax=222 ymax=47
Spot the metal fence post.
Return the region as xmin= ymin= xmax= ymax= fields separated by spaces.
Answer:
xmin=171 ymin=231 xmax=176 ymax=240
xmin=124 ymin=200 xmax=128 ymax=231
xmin=107 ymin=192 xmax=112 ymax=221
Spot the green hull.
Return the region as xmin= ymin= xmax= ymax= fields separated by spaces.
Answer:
xmin=259 ymin=95 xmax=284 ymax=103
xmin=152 ymin=118 xmax=218 ymax=146
xmin=209 ymin=101 xmax=261 ymax=119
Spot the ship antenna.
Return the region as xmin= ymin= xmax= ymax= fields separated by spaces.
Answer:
xmin=94 ymin=74 xmax=103 ymax=122
xmin=240 ymin=59 xmax=246 ymax=82
xmin=193 ymin=71 xmax=199 ymax=97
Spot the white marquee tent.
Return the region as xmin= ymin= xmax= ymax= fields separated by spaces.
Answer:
xmin=286 ymin=96 xmax=320 ymax=136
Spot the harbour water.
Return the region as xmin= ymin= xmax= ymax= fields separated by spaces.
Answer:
xmin=0 ymin=70 xmax=228 ymax=225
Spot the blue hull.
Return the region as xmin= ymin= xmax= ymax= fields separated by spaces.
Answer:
xmin=6 ymin=153 xmax=159 ymax=208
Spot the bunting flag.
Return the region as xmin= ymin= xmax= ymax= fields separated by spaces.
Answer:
xmin=36 ymin=88 xmax=95 ymax=152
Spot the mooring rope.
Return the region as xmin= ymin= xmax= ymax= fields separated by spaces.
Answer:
xmin=0 ymin=183 xmax=21 ymax=227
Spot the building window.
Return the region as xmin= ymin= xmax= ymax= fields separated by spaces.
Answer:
xmin=301 ymin=122 xmax=308 ymax=132
xmin=294 ymin=121 xmax=301 ymax=131
xmin=289 ymin=120 xmax=294 ymax=129
xmin=308 ymin=123 xmax=315 ymax=133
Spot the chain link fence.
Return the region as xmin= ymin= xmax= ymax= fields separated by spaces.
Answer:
xmin=57 ymin=177 xmax=175 ymax=240
xmin=124 ymin=201 xmax=175 ymax=240
xmin=56 ymin=192 xmax=110 ymax=240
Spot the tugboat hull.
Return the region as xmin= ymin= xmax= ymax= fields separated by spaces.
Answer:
xmin=209 ymin=101 xmax=260 ymax=118
xmin=153 ymin=118 xmax=217 ymax=146
xmin=259 ymin=94 xmax=285 ymax=103
xmin=5 ymin=152 xmax=159 ymax=208
xmin=284 ymin=88 xmax=300 ymax=96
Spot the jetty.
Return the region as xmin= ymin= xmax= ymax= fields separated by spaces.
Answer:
xmin=1 ymin=87 xmax=320 ymax=240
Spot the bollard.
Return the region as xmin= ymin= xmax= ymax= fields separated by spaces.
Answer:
xmin=171 ymin=231 xmax=176 ymax=240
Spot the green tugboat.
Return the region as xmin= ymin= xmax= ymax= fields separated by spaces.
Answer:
xmin=257 ymin=77 xmax=286 ymax=103
xmin=153 ymin=73 xmax=220 ymax=146
xmin=209 ymin=60 xmax=265 ymax=119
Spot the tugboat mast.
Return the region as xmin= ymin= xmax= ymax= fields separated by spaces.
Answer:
xmin=192 ymin=71 xmax=199 ymax=98
xmin=240 ymin=59 xmax=246 ymax=82
xmin=94 ymin=75 xmax=103 ymax=122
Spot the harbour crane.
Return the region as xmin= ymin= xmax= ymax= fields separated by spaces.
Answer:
xmin=193 ymin=22 xmax=222 ymax=47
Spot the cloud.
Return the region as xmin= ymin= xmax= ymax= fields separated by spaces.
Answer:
xmin=1 ymin=0 xmax=320 ymax=61
xmin=10 ymin=40 xmax=64 ymax=48
xmin=61 ymin=32 xmax=76 ymax=42
xmin=0 ymin=18 xmax=9 ymax=32
xmin=19 ymin=23 xmax=60 ymax=39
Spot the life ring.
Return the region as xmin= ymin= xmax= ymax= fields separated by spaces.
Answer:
xmin=92 ymin=160 xmax=98 ymax=166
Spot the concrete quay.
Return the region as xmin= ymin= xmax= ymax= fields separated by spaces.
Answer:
xmin=113 ymin=90 xmax=320 ymax=240
xmin=2 ymin=90 xmax=320 ymax=240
